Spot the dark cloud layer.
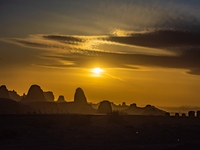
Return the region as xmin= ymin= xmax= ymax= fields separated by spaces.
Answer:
xmin=108 ymin=30 xmax=200 ymax=50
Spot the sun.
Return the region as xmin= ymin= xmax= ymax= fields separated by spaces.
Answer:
xmin=91 ymin=68 xmax=104 ymax=76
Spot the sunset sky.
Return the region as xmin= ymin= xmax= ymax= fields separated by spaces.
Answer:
xmin=1 ymin=0 xmax=200 ymax=107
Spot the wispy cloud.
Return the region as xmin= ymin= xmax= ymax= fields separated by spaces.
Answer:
xmin=104 ymin=73 xmax=125 ymax=82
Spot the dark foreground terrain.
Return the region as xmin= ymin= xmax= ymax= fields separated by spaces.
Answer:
xmin=1 ymin=114 xmax=200 ymax=150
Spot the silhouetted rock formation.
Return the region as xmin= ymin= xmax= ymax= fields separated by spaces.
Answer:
xmin=8 ymin=90 xmax=22 ymax=101
xmin=122 ymin=102 xmax=127 ymax=107
xmin=130 ymin=103 xmax=137 ymax=107
xmin=111 ymin=102 xmax=129 ymax=111
xmin=91 ymin=103 xmax=100 ymax=109
xmin=0 ymin=85 xmax=10 ymax=99
xmin=197 ymin=111 xmax=200 ymax=117
xmin=21 ymin=85 xmax=46 ymax=103
xmin=123 ymin=103 xmax=165 ymax=115
xmin=74 ymin=87 xmax=87 ymax=104
xmin=182 ymin=113 xmax=186 ymax=117
xmin=97 ymin=100 xmax=112 ymax=114
xmin=44 ymin=91 xmax=54 ymax=102
xmin=123 ymin=103 xmax=142 ymax=115
xmin=188 ymin=111 xmax=195 ymax=117
xmin=57 ymin=95 xmax=66 ymax=102
xmin=165 ymin=112 xmax=170 ymax=116
xmin=17 ymin=87 xmax=96 ymax=114
xmin=0 ymin=85 xmax=170 ymax=115
xmin=175 ymin=113 xmax=180 ymax=117
xmin=142 ymin=105 xmax=165 ymax=115
xmin=24 ymin=87 xmax=96 ymax=114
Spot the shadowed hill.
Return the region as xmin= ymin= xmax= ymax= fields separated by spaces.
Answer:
xmin=57 ymin=95 xmax=66 ymax=103
xmin=74 ymin=87 xmax=87 ymax=104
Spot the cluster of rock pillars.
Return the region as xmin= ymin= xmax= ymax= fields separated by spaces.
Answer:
xmin=0 ymin=85 xmax=166 ymax=115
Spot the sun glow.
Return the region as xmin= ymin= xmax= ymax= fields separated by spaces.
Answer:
xmin=91 ymin=68 xmax=104 ymax=76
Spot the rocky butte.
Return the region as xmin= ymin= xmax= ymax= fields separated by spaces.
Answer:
xmin=21 ymin=85 xmax=46 ymax=103
xmin=74 ymin=87 xmax=87 ymax=104
xmin=57 ymin=95 xmax=66 ymax=103
xmin=43 ymin=91 xmax=55 ymax=102
xmin=97 ymin=100 xmax=112 ymax=114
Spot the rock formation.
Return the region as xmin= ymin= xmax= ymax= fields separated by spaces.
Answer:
xmin=123 ymin=103 xmax=166 ymax=115
xmin=43 ymin=91 xmax=55 ymax=102
xmin=123 ymin=103 xmax=142 ymax=115
xmin=57 ymin=95 xmax=66 ymax=102
xmin=0 ymin=85 xmax=10 ymax=99
xmin=188 ymin=111 xmax=195 ymax=117
xmin=74 ymin=87 xmax=87 ymax=104
xmin=97 ymin=100 xmax=112 ymax=114
xmin=165 ymin=112 xmax=170 ymax=116
xmin=8 ymin=90 xmax=22 ymax=101
xmin=182 ymin=113 xmax=186 ymax=117
xmin=197 ymin=111 xmax=200 ymax=117
xmin=130 ymin=103 xmax=137 ymax=108
xmin=175 ymin=113 xmax=180 ymax=117
xmin=142 ymin=105 xmax=165 ymax=115
xmin=122 ymin=102 xmax=127 ymax=107
xmin=21 ymin=85 xmax=46 ymax=103
xmin=110 ymin=102 xmax=129 ymax=111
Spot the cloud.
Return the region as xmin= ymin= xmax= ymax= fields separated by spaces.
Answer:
xmin=187 ymin=69 xmax=200 ymax=76
xmin=2 ymin=28 xmax=200 ymax=75
xmin=108 ymin=30 xmax=200 ymax=51
xmin=43 ymin=35 xmax=83 ymax=44
xmin=86 ymin=0 xmax=200 ymax=33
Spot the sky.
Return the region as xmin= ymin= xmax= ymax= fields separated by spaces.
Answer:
xmin=0 ymin=0 xmax=200 ymax=107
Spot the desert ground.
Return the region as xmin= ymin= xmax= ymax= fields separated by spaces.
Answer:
xmin=1 ymin=114 xmax=200 ymax=150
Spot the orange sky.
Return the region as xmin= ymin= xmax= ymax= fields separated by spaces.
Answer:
xmin=1 ymin=0 xmax=200 ymax=107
